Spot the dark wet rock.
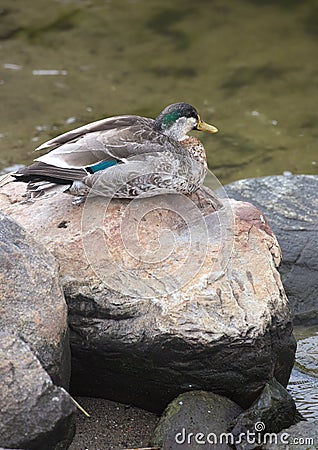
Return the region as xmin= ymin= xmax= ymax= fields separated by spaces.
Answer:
xmin=0 ymin=211 xmax=70 ymax=388
xmin=0 ymin=182 xmax=296 ymax=413
xmin=0 ymin=333 xmax=75 ymax=450
xmin=263 ymin=420 xmax=318 ymax=449
xmin=152 ymin=390 xmax=243 ymax=450
xmin=224 ymin=175 xmax=318 ymax=325
xmin=231 ymin=379 xmax=298 ymax=450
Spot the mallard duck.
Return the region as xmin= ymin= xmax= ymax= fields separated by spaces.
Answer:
xmin=13 ymin=102 xmax=218 ymax=201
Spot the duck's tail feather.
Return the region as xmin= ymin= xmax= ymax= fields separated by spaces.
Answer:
xmin=25 ymin=180 xmax=71 ymax=200
xmin=25 ymin=179 xmax=90 ymax=200
xmin=0 ymin=173 xmax=15 ymax=188
xmin=0 ymin=172 xmax=69 ymax=201
xmin=13 ymin=161 xmax=87 ymax=183
xmin=12 ymin=161 xmax=88 ymax=200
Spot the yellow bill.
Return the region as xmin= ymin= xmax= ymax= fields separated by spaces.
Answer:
xmin=197 ymin=116 xmax=218 ymax=133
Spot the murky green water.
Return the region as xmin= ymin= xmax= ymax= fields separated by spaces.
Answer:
xmin=1 ymin=0 xmax=318 ymax=184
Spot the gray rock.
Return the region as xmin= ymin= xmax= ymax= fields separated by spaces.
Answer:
xmin=263 ymin=421 xmax=318 ymax=449
xmin=224 ymin=175 xmax=318 ymax=325
xmin=0 ymin=333 xmax=75 ymax=450
xmin=152 ymin=390 xmax=243 ymax=450
xmin=0 ymin=211 xmax=70 ymax=388
xmin=231 ymin=379 xmax=298 ymax=450
xmin=0 ymin=183 xmax=296 ymax=413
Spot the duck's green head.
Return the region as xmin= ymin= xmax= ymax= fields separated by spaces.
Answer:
xmin=154 ymin=102 xmax=218 ymax=141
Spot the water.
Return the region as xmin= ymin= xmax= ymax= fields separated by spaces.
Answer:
xmin=288 ymin=368 xmax=318 ymax=421
xmin=0 ymin=0 xmax=318 ymax=185
xmin=290 ymin=326 xmax=318 ymax=421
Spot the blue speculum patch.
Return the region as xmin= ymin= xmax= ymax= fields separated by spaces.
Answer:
xmin=87 ymin=159 xmax=118 ymax=173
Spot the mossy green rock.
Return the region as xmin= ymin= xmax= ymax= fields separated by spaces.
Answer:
xmin=152 ymin=391 xmax=243 ymax=450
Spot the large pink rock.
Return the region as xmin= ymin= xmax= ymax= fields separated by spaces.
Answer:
xmin=0 ymin=181 xmax=295 ymax=412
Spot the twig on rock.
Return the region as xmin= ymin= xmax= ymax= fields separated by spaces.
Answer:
xmin=70 ymin=396 xmax=90 ymax=417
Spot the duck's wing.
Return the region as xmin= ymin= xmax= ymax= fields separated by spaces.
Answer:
xmin=35 ymin=116 xmax=146 ymax=151
xmin=35 ymin=115 xmax=178 ymax=169
xmin=83 ymin=151 xmax=180 ymax=198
